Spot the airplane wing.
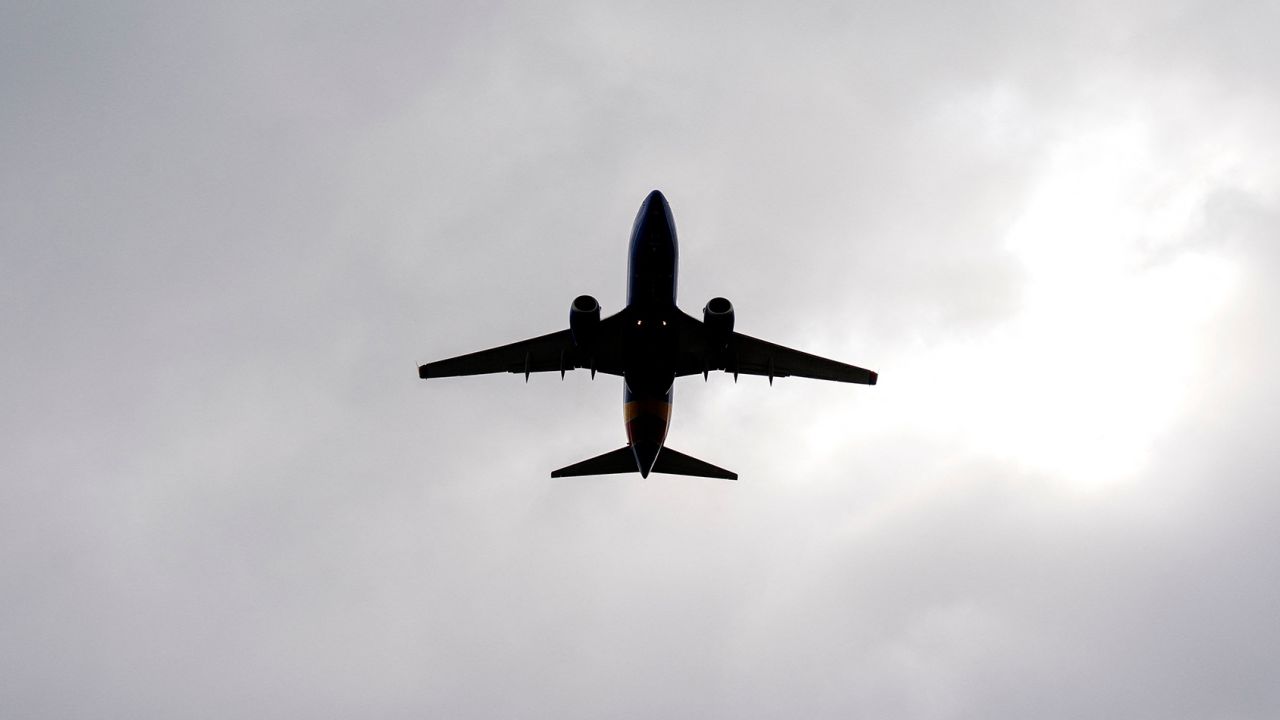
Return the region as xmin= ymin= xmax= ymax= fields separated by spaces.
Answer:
xmin=419 ymin=314 xmax=628 ymax=380
xmin=673 ymin=313 xmax=877 ymax=385
xmin=724 ymin=331 xmax=877 ymax=384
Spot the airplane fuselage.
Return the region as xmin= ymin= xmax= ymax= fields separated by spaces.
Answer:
xmin=623 ymin=191 xmax=680 ymax=476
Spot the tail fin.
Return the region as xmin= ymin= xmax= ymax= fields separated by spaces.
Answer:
xmin=551 ymin=446 xmax=637 ymax=478
xmin=651 ymin=447 xmax=737 ymax=480
xmin=551 ymin=445 xmax=737 ymax=480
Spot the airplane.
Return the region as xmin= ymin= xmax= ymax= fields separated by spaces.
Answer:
xmin=418 ymin=190 xmax=877 ymax=480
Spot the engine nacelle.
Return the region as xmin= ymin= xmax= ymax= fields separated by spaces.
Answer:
xmin=569 ymin=294 xmax=601 ymax=346
xmin=703 ymin=296 xmax=735 ymax=347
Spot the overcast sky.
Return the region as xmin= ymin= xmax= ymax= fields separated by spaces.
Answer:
xmin=3 ymin=1 xmax=1279 ymax=717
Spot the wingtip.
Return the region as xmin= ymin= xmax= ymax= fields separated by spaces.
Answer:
xmin=869 ymin=371 xmax=878 ymax=385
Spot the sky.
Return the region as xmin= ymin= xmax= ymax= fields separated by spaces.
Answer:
xmin=3 ymin=1 xmax=1279 ymax=717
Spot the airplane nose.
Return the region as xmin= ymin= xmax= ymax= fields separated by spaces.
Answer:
xmin=643 ymin=190 xmax=669 ymax=219
xmin=640 ymin=190 xmax=671 ymax=231
xmin=632 ymin=442 xmax=660 ymax=478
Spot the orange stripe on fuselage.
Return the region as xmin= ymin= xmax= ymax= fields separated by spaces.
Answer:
xmin=624 ymin=399 xmax=672 ymax=447
xmin=624 ymin=399 xmax=671 ymax=424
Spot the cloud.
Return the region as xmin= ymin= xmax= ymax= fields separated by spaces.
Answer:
xmin=2 ymin=1 xmax=1278 ymax=718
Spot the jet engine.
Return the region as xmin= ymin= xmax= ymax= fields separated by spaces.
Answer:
xmin=570 ymin=294 xmax=601 ymax=346
xmin=703 ymin=296 xmax=735 ymax=348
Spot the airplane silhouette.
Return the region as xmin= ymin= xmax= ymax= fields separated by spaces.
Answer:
xmin=418 ymin=190 xmax=877 ymax=480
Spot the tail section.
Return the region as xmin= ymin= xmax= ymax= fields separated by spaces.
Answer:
xmin=651 ymin=447 xmax=737 ymax=480
xmin=551 ymin=446 xmax=637 ymax=478
xmin=551 ymin=445 xmax=736 ymax=480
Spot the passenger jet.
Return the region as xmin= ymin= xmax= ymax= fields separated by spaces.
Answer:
xmin=418 ymin=190 xmax=877 ymax=480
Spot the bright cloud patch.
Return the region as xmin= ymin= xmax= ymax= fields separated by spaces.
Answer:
xmin=886 ymin=118 xmax=1239 ymax=487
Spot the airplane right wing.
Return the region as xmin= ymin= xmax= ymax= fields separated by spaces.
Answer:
xmin=419 ymin=328 xmax=577 ymax=379
xmin=419 ymin=313 xmax=629 ymax=380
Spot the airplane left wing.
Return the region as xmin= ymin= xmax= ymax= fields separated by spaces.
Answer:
xmin=419 ymin=314 xmax=628 ymax=380
xmin=673 ymin=313 xmax=876 ymax=385
xmin=724 ymin=331 xmax=877 ymax=385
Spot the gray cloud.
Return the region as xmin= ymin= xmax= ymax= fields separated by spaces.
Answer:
xmin=2 ymin=1 xmax=1278 ymax=717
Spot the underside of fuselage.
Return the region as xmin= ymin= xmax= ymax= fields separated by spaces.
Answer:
xmin=622 ymin=189 xmax=680 ymax=476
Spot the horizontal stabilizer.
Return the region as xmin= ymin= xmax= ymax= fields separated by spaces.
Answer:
xmin=651 ymin=447 xmax=737 ymax=480
xmin=551 ymin=446 xmax=638 ymax=478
